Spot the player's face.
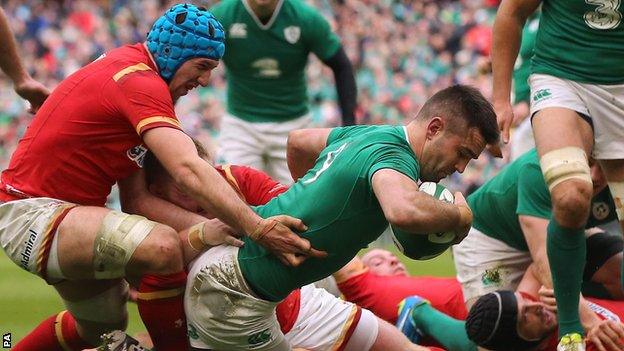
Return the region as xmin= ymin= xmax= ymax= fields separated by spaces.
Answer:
xmin=420 ymin=120 xmax=485 ymax=182
xmin=361 ymin=249 xmax=408 ymax=276
xmin=515 ymin=292 xmax=557 ymax=342
xmin=169 ymin=58 xmax=219 ymax=102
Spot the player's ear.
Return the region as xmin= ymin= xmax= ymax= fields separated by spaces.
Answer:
xmin=426 ymin=117 xmax=444 ymax=139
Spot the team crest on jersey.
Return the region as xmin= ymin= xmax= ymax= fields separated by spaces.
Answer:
xmin=592 ymin=201 xmax=610 ymax=220
xmin=229 ymin=23 xmax=247 ymax=38
xmin=127 ymin=144 xmax=148 ymax=167
xmin=284 ymin=26 xmax=300 ymax=44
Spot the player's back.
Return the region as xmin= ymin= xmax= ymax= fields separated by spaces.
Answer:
xmin=1 ymin=43 xmax=173 ymax=206
xmin=238 ymin=125 xmax=420 ymax=301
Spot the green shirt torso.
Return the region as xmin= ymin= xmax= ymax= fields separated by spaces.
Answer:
xmin=238 ymin=125 xmax=420 ymax=301
xmin=532 ymin=0 xmax=624 ymax=84
xmin=468 ymin=149 xmax=617 ymax=251
xmin=211 ymin=0 xmax=341 ymax=122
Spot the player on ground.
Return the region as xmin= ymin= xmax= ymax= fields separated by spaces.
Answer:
xmin=0 ymin=6 xmax=49 ymax=112
xmin=453 ymin=149 xmax=623 ymax=310
xmin=493 ymin=1 xmax=624 ymax=349
xmin=0 ymin=4 xmax=316 ymax=351
xmin=211 ymin=0 xmax=356 ymax=184
xmin=116 ymin=142 xmax=435 ymax=351
xmin=174 ymin=85 xmax=498 ymax=350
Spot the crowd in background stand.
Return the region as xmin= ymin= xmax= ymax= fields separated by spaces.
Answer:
xmin=0 ymin=0 xmax=506 ymax=193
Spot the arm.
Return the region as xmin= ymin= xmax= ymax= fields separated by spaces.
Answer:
xmin=333 ymin=256 xmax=367 ymax=283
xmin=372 ymin=169 xmax=471 ymax=235
xmin=143 ymin=128 xmax=321 ymax=266
xmin=286 ymin=128 xmax=332 ymax=181
xmin=321 ymin=46 xmax=357 ymax=126
xmin=519 ymin=215 xmax=553 ymax=289
xmin=491 ymin=0 xmax=540 ymax=143
xmin=0 ymin=7 xmax=49 ymax=112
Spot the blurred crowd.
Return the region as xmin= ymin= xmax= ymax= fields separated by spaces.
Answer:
xmin=0 ymin=0 xmax=505 ymax=192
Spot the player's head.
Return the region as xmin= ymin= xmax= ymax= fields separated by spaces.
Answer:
xmin=144 ymin=138 xmax=210 ymax=213
xmin=412 ymin=85 xmax=499 ymax=182
xmin=361 ymin=249 xmax=408 ymax=276
xmin=146 ymin=4 xmax=225 ymax=100
xmin=465 ymin=290 xmax=555 ymax=351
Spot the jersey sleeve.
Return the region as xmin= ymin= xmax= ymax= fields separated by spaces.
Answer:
xmin=516 ymin=163 xmax=552 ymax=218
xmin=367 ymin=145 xmax=420 ymax=184
xmin=230 ymin=165 xmax=288 ymax=205
xmin=112 ymin=67 xmax=181 ymax=136
xmin=304 ymin=7 xmax=341 ymax=61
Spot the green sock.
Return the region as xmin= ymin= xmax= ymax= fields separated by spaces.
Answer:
xmin=547 ymin=219 xmax=586 ymax=337
xmin=411 ymin=302 xmax=477 ymax=351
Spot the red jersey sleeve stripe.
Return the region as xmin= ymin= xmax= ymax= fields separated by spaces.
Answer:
xmin=135 ymin=116 xmax=182 ymax=135
xmin=113 ymin=62 xmax=153 ymax=82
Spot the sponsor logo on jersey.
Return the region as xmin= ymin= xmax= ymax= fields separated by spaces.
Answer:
xmin=19 ymin=229 xmax=37 ymax=270
xmin=592 ymin=201 xmax=610 ymax=220
xmin=230 ymin=23 xmax=247 ymax=38
xmin=248 ymin=328 xmax=272 ymax=347
xmin=532 ymin=88 xmax=552 ymax=102
xmin=284 ymin=26 xmax=300 ymax=44
xmin=252 ymin=58 xmax=281 ymax=78
xmin=127 ymin=144 xmax=148 ymax=167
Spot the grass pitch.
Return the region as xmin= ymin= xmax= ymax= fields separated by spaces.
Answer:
xmin=0 ymin=248 xmax=456 ymax=343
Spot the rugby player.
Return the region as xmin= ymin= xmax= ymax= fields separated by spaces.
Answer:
xmin=211 ymin=0 xmax=356 ymax=184
xmin=171 ymin=85 xmax=499 ymax=350
xmin=493 ymin=1 xmax=624 ymax=348
xmin=0 ymin=4 xmax=317 ymax=351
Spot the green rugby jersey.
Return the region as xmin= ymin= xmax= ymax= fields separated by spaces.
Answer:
xmin=468 ymin=149 xmax=617 ymax=251
xmin=238 ymin=125 xmax=420 ymax=301
xmin=211 ymin=0 xmax=341 ymax=122
xmin=513 ymin=14 xmax=539 ymax=104
xmin=532 ymin=0 xmax=624 ymax=84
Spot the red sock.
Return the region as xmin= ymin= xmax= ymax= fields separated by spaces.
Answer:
xmin=13 ymin=311 xmax=92 ymax=351
xmin=137 ymin=272 xmax=188 ymax=351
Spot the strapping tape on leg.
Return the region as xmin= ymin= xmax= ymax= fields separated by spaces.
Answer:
xmin=540 ymin=147 xmax=591 ymax=191
xmin=93 ymin=212 xmax=156 ymax=279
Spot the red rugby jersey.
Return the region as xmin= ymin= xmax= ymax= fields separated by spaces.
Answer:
xmin=338 ymin=271 xmax=467 ymax=324
xmin=1 ymin=43 xmax=181 ymax=206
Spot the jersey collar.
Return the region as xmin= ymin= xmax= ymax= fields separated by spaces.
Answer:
xmin=242 ymin=0 xmax=284 ymax=30
xmin=141 ymin=42 xmax=160 ymax=74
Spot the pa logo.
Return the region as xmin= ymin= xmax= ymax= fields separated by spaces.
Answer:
xmin=2 ymin=333 xmax=11 ymax=349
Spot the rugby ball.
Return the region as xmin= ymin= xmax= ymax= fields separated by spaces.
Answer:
xmin=390 ymin=182 xmax=456 ymax=260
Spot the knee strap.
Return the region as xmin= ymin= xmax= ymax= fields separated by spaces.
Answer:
xmin=540 ymin=147 xmax=591 ymax=191
xmin=93 ymin=211 xmax=155 ymax=279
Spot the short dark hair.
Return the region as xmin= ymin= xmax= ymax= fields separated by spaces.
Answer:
xmin=415 ymin=85 xmax=499 ymax=145
xmin=144 ymin=138 xmax=210 ymax=186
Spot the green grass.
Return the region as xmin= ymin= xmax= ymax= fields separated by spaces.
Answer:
xmin=0 ymin=247 xmax=455 ymax=344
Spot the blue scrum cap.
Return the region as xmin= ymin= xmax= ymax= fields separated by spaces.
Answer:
xmin=146 ymin=3 xmax=225 ymax=81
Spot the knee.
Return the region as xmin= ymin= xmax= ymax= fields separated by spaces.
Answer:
xmin=140 ymin=225 xmax=184 ymax=274
xmin=551 ymin=181 xmax=593 ymax=227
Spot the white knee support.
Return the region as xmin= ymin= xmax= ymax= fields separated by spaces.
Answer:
xmin=607 ymin=181 xmax=624 ymax=220
xmin=93 ymin=211 xmax=156 ymax=279
xmin=64 ymin=281 xmax=129 ymax=324
xmin=540 ymin=147 xmax=592 ymax=191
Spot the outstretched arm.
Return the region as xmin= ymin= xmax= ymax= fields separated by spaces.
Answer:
xmin=491 ymin=0 xmax=540 ymax=143
xmin=372 ymin=169 xmax=471 ymax=237
xmin=0 ymin=7 xmax=49 ymax=112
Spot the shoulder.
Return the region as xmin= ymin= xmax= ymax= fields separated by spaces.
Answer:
xmin=284 ymin=0 xmax=327 ymax=22
xmin=210 ymin=0 xmax=239 ymax=19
